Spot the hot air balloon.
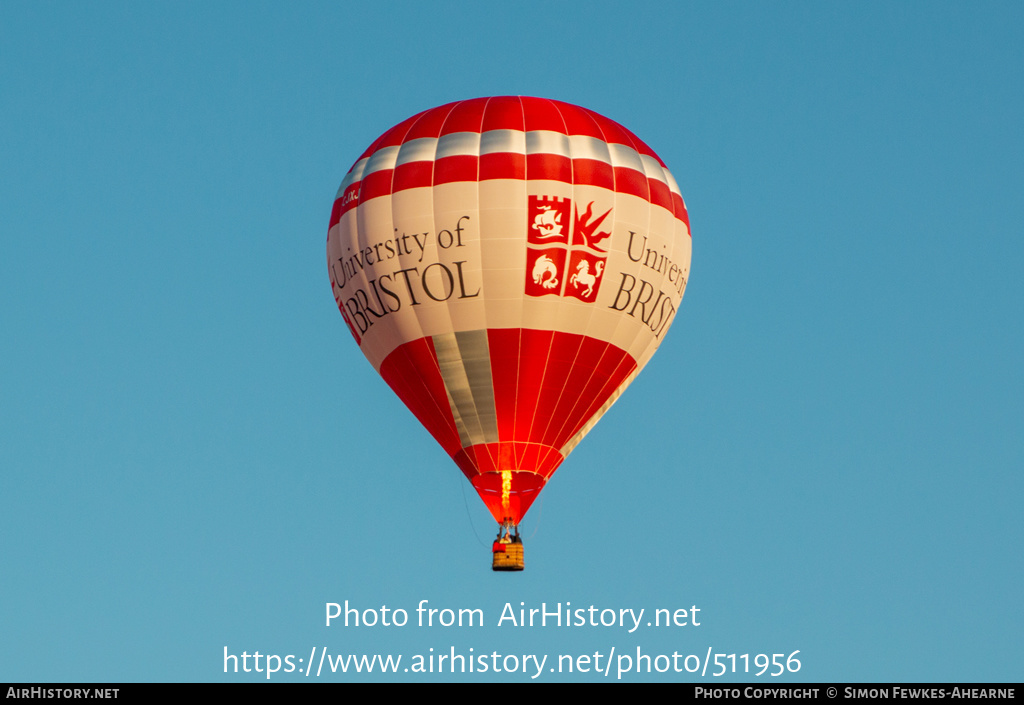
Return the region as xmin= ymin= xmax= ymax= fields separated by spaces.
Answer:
xmin=327 ymin=97 xmax=690 ymax=570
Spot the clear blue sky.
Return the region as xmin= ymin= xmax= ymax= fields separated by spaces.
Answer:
xmin=2 ymin=0 xmax=1021 ymax=683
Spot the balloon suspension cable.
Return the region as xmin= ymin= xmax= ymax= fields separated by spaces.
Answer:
xmin=459 ymin=475 xmax=490 ymax=549
xmin=526 ymin=494 xmax=543 ymax=540
xmin=496 ymin=519 xmax=521 ymax=542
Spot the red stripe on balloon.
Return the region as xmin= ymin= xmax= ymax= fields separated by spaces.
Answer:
xmin=331 ymin=161 xmax=687 ymax=230
xmin=479 ymin=152 xmax=526 ymax=181
xmin=433 ymin=155 xmax=478 ymax=185
xmin=542 ymin=341 xmax=627 ymax=447
xmin=378 ymin=337 xmax=462 ymax=457
xmin=329 ymin=183 xmax=361 ymax=228
xmin=329 ymin=198 xmax=344 ymax=231
xmin=482 ymin=328 xmax=637 ymax=456
xmin=648 ymin=178 xmax=674 ymax=212
xmin=488 ymin=328 xmax=521 ymax=440
xmin=393 ymin=161 xmax=433 ymax=191
xmin=377 ymin=328 xmax=638 ymax=524
xmin=359 ymin=169 xmax=394 ymax=203
xmin=613 ymin=166 xmax=650 ymax=200
xmin=673 ymin=193 xmax=690 ymax=231
xmin=571 ymin=158 xmax=615 ymax=190
xmin=526 ymin=153 xmax=572 ymax=182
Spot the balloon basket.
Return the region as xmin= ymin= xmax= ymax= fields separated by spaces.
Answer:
xmin=492 ymin=540 xmax=524 ymax=571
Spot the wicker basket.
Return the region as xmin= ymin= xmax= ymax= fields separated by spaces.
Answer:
xmin=492 ymin=540 xmax=525 ymax=571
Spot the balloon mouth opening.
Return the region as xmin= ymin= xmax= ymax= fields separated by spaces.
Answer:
xmin=471 ymin=471 xmax=546 ymax=524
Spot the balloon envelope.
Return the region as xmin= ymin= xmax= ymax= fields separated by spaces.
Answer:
xmin=327 ymin=97 xmax=690 ymax=525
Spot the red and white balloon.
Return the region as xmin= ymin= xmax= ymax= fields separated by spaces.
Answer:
xmin=327 ymin=96 xmax=691 ymax=525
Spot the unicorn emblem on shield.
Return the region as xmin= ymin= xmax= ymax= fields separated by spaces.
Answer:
xmin=570 ymin=259 xmax=604 ymax=299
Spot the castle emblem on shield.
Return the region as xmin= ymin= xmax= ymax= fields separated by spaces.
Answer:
xmin=525 ymin=196 xmax=611 ymax=301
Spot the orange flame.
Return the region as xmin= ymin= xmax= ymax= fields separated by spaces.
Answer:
xmin=501 ymin=470 xmax=512 ymax=514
